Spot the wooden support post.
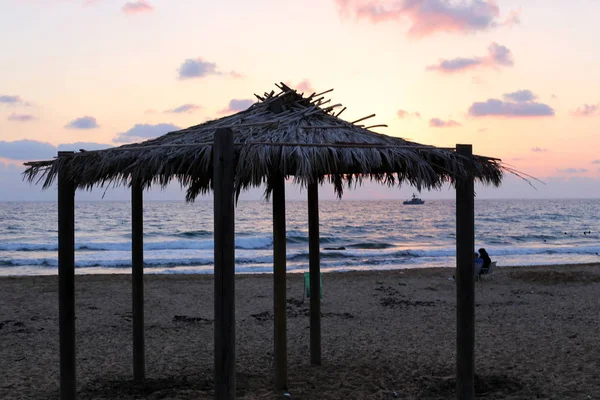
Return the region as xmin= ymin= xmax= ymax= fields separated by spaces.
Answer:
xmin=213 ymin=128 xmax=236 ymax=400
xmin=273 ymin=174 xmax=287 ymax=390
xmin=307 ymin=182 xmax=321 ymax=365
xmin=456 ymin=144 xmax=475 ymax=400
xmin=131 ymin=181 xmax=145 ymax=381
xmin=57 ymin=151 xmax=76 ymax=400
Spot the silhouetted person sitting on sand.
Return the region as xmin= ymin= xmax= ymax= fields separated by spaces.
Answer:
xmin=474 ymin=252 xmax=484 ymax=275
xmin=450 ymin=251 xmax=484 ymax=281
xmin=479 ymin=248 xmax=492 ymax=275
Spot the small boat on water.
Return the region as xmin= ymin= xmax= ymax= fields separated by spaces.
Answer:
xmin=403 ymin=193 xmax=424 ymax=205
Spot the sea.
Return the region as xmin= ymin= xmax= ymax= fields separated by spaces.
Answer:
xmin=1 ymin=199 xmax=599 ymax=276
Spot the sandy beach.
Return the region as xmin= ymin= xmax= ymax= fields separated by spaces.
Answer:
xmin=1 ymin=264 xmax=600 ymax=399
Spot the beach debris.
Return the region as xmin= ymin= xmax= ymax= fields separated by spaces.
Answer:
xmin=251 ymin=311 xmax=273 ymax=322
xmin=172 ymin=315 xmax=212 ymax=323
xmin=0 ymin=320 xmax=16 ymax=330
xmin=392 ymin=391 xmax=399 ymax=398
xmin=114 ymin=312 xmax=132 ymax=322
xmin=380 ymin=298 xmax=436 ymax=308
xmin=321 ymin=312 xmax=354 ymax=319
xmin=286 ymin=298 xmax=304 ymax=307
xmin=375 ymin=285 xmax=401 ymax=296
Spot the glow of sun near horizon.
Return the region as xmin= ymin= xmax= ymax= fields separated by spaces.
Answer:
xmin=2 ymin=0 xmax=600 ymax=199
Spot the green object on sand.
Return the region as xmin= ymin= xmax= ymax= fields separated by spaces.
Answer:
xmin=303 ymin=272 xmax=323 ymax=299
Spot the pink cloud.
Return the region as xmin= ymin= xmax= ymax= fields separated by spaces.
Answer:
xmin=429 ymin=118 xmax=461 ymax=127
xmin=336 ymin=0 xmax=519 ymax=38
xmin=285 ymin=79 xmax=316 ymax=95
xmin=122 ymin=1 xmax=153 ymax=15
xmin=427 ymin=42 xmax=513 ymax=73
xmin=397 ymin=109 xmax=421 ymax=118
xmin=503 ymin=7 xmax=522 ymax=27
xmin=572 ymin=104 xmax=600 ymax=117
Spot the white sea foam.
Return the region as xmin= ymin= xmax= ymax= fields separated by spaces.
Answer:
xmin=2 ymin=199 xmax=600 ymax=275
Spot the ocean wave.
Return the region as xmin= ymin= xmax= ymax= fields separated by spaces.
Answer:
xmin=0 ymin=232 xmax=352 ymax=252
xmin=0 ymin=236 xmax=274 ymax=252
xmin=347 ymin=242 xmax=395 ymax=249
xmin=4 ymin=241 xmax=600 ymax=272
xmin=174 ymin=230 xmax=212 ymax=238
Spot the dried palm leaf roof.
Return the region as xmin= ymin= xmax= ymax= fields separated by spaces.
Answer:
xmin=24 ymin=83 xmax=508 ymax=201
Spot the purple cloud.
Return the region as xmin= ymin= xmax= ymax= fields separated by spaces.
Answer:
xmin=397 ymin=109 xmax=421 ymax=118
xmin=0 ymin=95 xmax=21 ymax=104
xmin=0 ymin=95 xmax=28 ymax=106
xmin=427 ymin=42 xmax=513 ymax=73
xmin=177 ymin=58 xmax=241 ymax=80
xmin=572 ymin=103 xmax=600 ymax=117
xmin=487 ymin=42 xmax=514 ymax=66
xmin=165 ymin=104 xmax=201 ymax=114
xmin=335 ymin=0 xmax=519 ymax=37
xmin=557 ymin=168 xmax=588 ymax=174
xmin=178 ymin=58 xmax=219 ymax=79
xmin=0 ymin=140 xmax=111 ymax=161
xmin=219 ymin=99 xmax=255 ymax=114
xmin=531 ymin=147 xmax=547 ymax=152
xmin=428 ymin=57 xmax=480 ymax=73
xmin=65 ymin=116 xmax=99 ymax=129
xmin=113 ymin=123 xmax=180 ymax=143
xmin=591 ymin=160 xmax=600 ymax=164
xmin=503 ymin=89 xmax=536 ymax=102
xmin=429 ymin=118 xmax=461 ymax=127
xmin=122 ymin=1 xmax=153 ymax=14
xmin=7 ymin=114 xmax=35 ymax=122
xmin=468 ymin=90 xmax=554 ymax=118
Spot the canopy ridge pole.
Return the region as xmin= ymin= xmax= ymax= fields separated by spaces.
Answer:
xmin=350 ymin=114 xmax=376 ymax=125
xmin=364 ymin=124 xmax=388 ymax=129
xmin=131 ymin=180 xmax=145 ymax=381
xmin=313 ymin=88 xmax=334 ymax=97
xmin=57 ymin=151 xmax=76 ymax=400
xmin=214 ymin=128 xmax=236 ymax=400
xmin=334 ymin=107 xmax=347 ymax=117
xmin=456 ymin=144 xmax=475 ymax=400
xmin=273 ymin=173 xmax=288 ymax=391
xmin=308 ymin=182 xmax=321 ymax=365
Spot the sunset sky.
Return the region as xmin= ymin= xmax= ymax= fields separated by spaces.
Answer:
xmin=1 ymin=0 xmax=600 ymax=201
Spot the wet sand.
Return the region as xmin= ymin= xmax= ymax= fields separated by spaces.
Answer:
xmin=1 ymin=264 xmax=600 ymax=399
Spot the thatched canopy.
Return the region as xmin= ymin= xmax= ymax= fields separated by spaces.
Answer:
xmin=24 ymin=83 xmax=506 ymax=200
